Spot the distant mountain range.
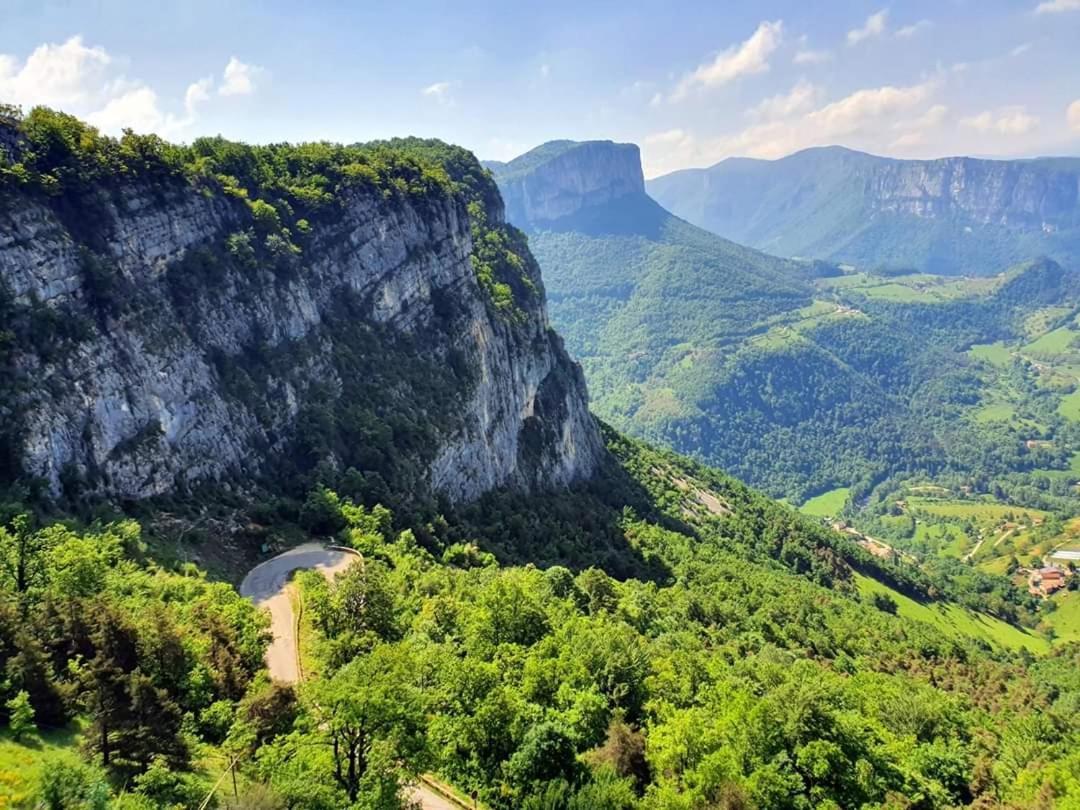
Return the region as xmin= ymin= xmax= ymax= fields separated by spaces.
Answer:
xmin=488 ymin=139 xmax=1080 ymax=503
xmin=647 ymin=146 xmax=1080 ymax=275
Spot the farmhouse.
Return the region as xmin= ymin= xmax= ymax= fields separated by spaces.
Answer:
xmin=1029 ymin=565 xmax=1068 ymax=597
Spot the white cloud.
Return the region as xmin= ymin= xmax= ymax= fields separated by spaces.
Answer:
xmin=1067 ymin=99 xmax=1080 ymax=133
xmin=889 ymin=104 xmax=948 ymax=150
xmin=184 ymin=76 xmax=213 ymax=117
xmin=806 ymin=82 xmax=932 ymax=135
xmin=539 ymin=63 xmax=550 ymax=79
xmin=896 ymin=20 xmax=933 ymax=37
xmin=961 ymin=106 xmax=1040 ymax=136
xmin=671 ymin=20 xmax=783 ymax=101
xmin=422 ymin=80 xmax=458 ymax=106
xmin=1011 ymin=42 xmax=1032 ymax=57
xmin=642 ymin=79 xmax=937 ymax=176
xmin=0 ymin=35 xmax=112 ymax=108
xmin=219 ymin=57 xmax=260 ymax=97
xmin=87 ymin=86 xmax=167 ymax=133
xmin=1035 ymin=0 xmax=1080 ymax=13
xmin=848 ymin=10 xmax=888 ymax=45
xmin=748 ymin=80 xmax=821 ymax=121
xmin=0 ymin=36 xmax=263 ymax=137
xmin=896 ymin=103 xmax=949 ymax=130
xmin=793 ymin=48 xmax=832 ymax=65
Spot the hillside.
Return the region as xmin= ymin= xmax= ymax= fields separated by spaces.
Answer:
xmin=3 ymin=112 xmax=1080 ymax=809
xmin=491 ymin=140 xmax=1080 ymax=514
xmin=647 ymin=146 xmax=1080 ymax=276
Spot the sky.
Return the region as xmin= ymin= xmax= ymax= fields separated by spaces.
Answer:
xmin=2 ymin=0 xmax=1079 ymax=177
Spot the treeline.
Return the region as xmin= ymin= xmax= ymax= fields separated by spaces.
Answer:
xmin=0 ymin=515 xmax=271 ymax=806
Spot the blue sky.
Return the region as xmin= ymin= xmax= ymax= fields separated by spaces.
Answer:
xmin=2 ymin=0 xmax=1079 ymax=176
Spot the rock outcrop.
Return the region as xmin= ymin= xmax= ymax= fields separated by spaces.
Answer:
xmin=487 ymin=141 xmax=645 ymax=229
xmin=0 ymin=144 xmax=604 ymax=503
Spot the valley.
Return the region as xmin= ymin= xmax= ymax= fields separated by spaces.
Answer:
xmin=3 ymin=102 xmax=1080 ymax=808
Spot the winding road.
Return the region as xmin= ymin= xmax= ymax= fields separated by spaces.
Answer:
xmin=240 ymin=543 xmax=464 ymax=810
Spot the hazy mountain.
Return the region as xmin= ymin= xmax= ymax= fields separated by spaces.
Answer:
xmin=647 ymin=146 xmax=1080 ymax=275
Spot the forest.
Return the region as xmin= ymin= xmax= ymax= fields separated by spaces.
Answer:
xmin=3 ymin=431 xmax=1079 ymax=809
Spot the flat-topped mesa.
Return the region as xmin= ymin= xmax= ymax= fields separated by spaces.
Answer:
xmin=0 ymin=117 xmax=604 ymax=504
xmin=487 ymin=140 xmax=645 ymax=229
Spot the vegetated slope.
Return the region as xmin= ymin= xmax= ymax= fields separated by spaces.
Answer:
xmin=0 ymin=107 xmax=602 ymax=513
xmin=647 ymin=145 xmax=1080 ymax=275
xmin=0 ymin=118 xmax=1074 ymax=810
xmin=492 ymin=140 xmax=1080 ymax=506
xmin=1 ymin=423 xmax=1067 ymax=810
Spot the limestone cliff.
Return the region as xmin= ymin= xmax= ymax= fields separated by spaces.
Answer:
xmin=486 ymin=140 xmax=645 ymax=229
xmin=648 ymin=146 xmax=1080 ymax=274
xmin=0 ymin=129 xmax=603 ymax=504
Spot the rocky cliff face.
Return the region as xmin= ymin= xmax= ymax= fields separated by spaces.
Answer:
xmin=0 ymin=155 xmax=603 ymax=503
xmin=868 ymin=157 xmax=1080 ymax=228
xmin=648 ymin=146 xmax=1080 ymax=274
xmin=490 ymin=141 xmax=645 ymax=228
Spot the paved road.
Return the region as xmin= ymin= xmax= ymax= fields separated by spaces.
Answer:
xmin=239 ymin=542 xmax=358 ymax=682
xmin=240 ymin=544 xmax=462 ymax=809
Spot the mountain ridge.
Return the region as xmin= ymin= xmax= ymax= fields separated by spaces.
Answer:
xmin=0 ymin=110 xmax=604 ymax=506
xmin=648 ymin=145 xmax=1080 ymax=274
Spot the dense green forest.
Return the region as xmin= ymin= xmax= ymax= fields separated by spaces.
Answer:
xmin=4 ymin=429 xmax=1080 ymax=809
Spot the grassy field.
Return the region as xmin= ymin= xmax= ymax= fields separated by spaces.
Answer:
xmin=969 ymin=341 xmax=1013 ymax=367
xmin=1060 ymin=389 xmax=1080 ymax=421
xmin=817 ymin=273 xmax=999 ymax=303
xmin=854 ymin=573 xmax=1049 ymax=653
xmin=974 ymin=402 xmax=1016 ymax=423
xmin=0 ymin=724 xmax=85 ymax=805
xmin=800 ymin=487 xmax=850 ymax=518
xmin=1024 ymin=326 xmax=1080 ymax=357
xmin=907 ymin=497 xmax=1046 ymax=522
xmin=1043 ymin=590 xmax=1080 ymax=643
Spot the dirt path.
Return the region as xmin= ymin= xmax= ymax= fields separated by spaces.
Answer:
xmin=240 ymin=544 xmax=465 ymax=809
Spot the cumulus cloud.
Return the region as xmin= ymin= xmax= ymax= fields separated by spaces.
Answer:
xmin=86 ymin=86 xmax=168 ymax=132
xmin=961 ymin=106 xmax=1040 ymax=135
xmin=184 ymin=77 xmax=213 ymax=116
xmin=1035 ymin=0 xmax=1080 ymax=12
xmin=219 ymin=57 xmax=260 ymax=97
xmin=889 ymin=104 xmax=949 ymax=149
xmin=805 ymin=82 xmax=932 ymax=135
xmin=0 ymin=35 xmax=112 ymax=108
xmin=671 ymin=20 xmax=783 ymax=101
xmin=1067 ymin=100 xmax=1080 ymax=133
xmin=642 ymin=79 xmax=936 ymax=176
xmin=748 ymin=80 xmax=821 ymax=121
xmin=896 ymin=20 xmax=933 ymax=37
xmin=0 ymin=37 xmax=263 ymax=136
xmin=848 ymin=10 xmax=888 ymax=45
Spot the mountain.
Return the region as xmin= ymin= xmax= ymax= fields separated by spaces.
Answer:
xmin=0 ymin=110 xmax=603 ymax=508
xmin=647 ymin=146 xmax=1080 ymax=275
xmin=490 ymin=139 xmax=1080 ymax=510
xmin=4 ymin=110 xmax=1080 ymax=810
